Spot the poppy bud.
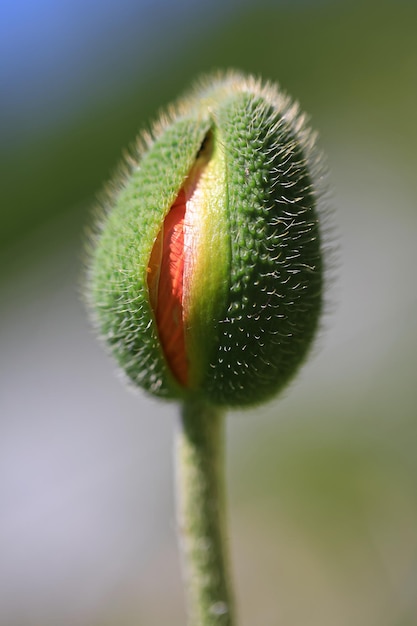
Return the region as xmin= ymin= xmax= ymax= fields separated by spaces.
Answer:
xmin=88 ymin=71 xmax=325 ymax=407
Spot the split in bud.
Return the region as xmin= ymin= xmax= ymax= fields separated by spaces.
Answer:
xmin=88 ymin=71 xmax=327 ymax=407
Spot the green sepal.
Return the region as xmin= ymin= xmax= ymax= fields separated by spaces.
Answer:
xmin=89 ymin=114 xmax=211 ymax=399
xmin=183 ymin=129 xmax=230 ymax=391
xmin=200 ymin=86 xmax=323 ymax=406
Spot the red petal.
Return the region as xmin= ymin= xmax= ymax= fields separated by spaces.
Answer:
xmin=147 ymin=189 xmax=188 ymax=387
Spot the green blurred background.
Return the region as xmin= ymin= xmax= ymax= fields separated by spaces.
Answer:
xmin=1 ymin=0 xmax=416 ymax=624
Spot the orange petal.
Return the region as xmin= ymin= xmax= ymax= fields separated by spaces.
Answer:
xmin=147 ymin=189 xmax=188 ymax=387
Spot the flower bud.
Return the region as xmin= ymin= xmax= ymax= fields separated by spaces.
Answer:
xmin=88 ymin=71 xmax=325 ymax=407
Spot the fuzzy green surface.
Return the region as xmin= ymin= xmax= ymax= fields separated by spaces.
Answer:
xmin=201 ymin=88 xmax=323 ymax=406
xmin=89 ymin=115 xmax=210 ymax=398
xmin=88 ymin=72 xmax=324 ymax=406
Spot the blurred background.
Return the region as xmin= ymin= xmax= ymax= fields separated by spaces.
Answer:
xmin=1 ymin=0 xmax=416 ymax=624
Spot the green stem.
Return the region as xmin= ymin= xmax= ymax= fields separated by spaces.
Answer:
xmin=176 ymin=398 xmax=235 ymax=626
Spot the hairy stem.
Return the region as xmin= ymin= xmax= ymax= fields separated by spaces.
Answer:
xmin=176 ymin=398 xmax=235 ymax=626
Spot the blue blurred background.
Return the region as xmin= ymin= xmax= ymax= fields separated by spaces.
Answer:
xmin=1 ymin=0 xmax=417 ymax=624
